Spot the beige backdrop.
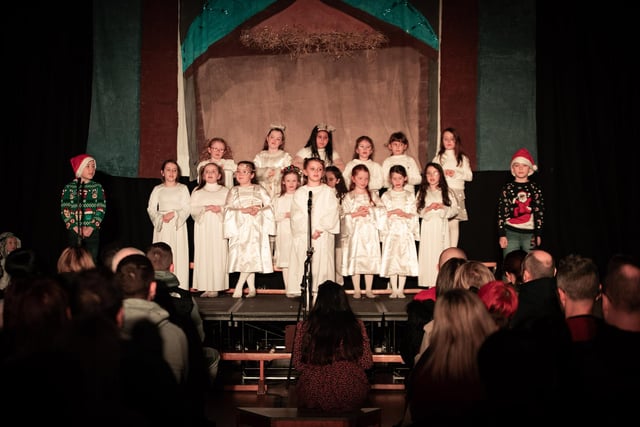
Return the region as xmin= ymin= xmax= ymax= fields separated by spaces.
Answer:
xmin=187 ymin=46 xmax=432 ymax=179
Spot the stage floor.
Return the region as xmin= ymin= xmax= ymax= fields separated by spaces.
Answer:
xmin=196 ymin=293 xmax=413 ymax=322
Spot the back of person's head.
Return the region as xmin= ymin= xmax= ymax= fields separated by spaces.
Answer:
xmin=453 ymin=260 xmax=496 ymax=293
xmin=438 ymin=247 xmax=468 ymax=269
xmin=405 ymin=299 xmax=435 ymax=327
xmin=601 ymin=254 xmax=640 ymax=330
xmin=522 ymin=249 xmax=556 ymax=281
xmin=64 ymin=268 xmax=123 ymax=323
xmin=304 ymin=281 xmax=361 ymax=364
xmin=114 ymin=254 xmax=155 ymax=299
xmin=311 ymin=280 xmax=353 ymax=317
xmin=110 ymin=246 xmax=145 ymax=273
xmin=556 ymin=254 xmax=600 ymax=302
xmin=56 ymin=246 xmax=96 ymax=273
xmin=3 ymin=276 xmax=70 ymax=353
xmin=435 ymin=257 xmax=467 ymax=297
xmin=427 ymin=289 xmax=498 ymax=379
xmin=146 ymin=242 xmax=173 ymax=271
xmin=502 ymin=249 xmax=527 ymax=285
xmin=478 ymin=280 xmax=519 ymax=328
xmin=4 ymin=248 xmax=40 ymax=281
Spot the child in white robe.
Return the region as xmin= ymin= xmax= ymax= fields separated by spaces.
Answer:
xmin=287 ymin=158 xmax=340 ymax=303
xmin=190 ymin=162 xmax=229 ymax=296
xmin=379 ymin=165 xmax=420 ymax=298
xmin=224 ymin=161 xmax=275 ymax=298
xmin=340 ymin=164 xmax=384 ymax=299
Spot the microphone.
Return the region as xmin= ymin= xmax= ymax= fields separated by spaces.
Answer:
xmin=308 ymin=191 xmax=312 ymax=208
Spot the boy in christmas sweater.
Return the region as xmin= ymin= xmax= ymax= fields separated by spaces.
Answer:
xmin=497 ymin=148 xmax=545 ymax=259
xmin=60 ymin=154 xmax=106 ymax=262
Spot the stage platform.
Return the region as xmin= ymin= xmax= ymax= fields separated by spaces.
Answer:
xmin=197 ymin=288 xmax=415 ymax=367
xmin=195 ymin=292 xmax=414 ymax=322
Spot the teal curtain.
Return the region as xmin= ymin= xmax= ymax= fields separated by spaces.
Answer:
xmin=87 ymin=0 xmax=142 ymax=177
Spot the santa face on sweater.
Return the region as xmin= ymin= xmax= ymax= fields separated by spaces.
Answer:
xmin=509 ymin=190 xmax=532 ymax=225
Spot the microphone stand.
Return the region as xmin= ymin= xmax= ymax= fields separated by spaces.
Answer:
xmin=303 ymin=190 xmax=314 ymax=314
xmin=286 ymin=190 xmax=314 ymax=390
xmin=76 ymin=178 xmax=84 ymax=247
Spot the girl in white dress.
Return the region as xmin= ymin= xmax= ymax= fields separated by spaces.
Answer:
xmin=147 ymin=160 xmax=191 ymax=289
xmin=190 ymin=162 xmax=229 ymax=297
xmin=342 ymin=135 xmax=384 ymax=195
xmin=416 ymin=162 xmax=459 ymax=288
xmin=380 ymin=165 xmax=420 ymax=298
xmin=288 ymin=158 xmax=340 ymax=301
xmin=340 ymin=164 xmax=384 ymax=299
xmin=224 ymin=161 xmax=275 ymax=298
xmin=273 ymin=165 xmax=302 ymax=295
xmin=324 ymin=166 xmax=348 ymax=285
xmin=253 ymin=125 xmax=293 ymax=200
xmin=432 ymin=127 xmax=473 ymax=247
xmin=197 ymin=137 xmax=237 ymax=189
xmin=292 ymin=124 xmax=345 ymax=171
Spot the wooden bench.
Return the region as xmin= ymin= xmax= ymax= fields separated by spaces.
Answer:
xmin=221 ymin=352 xmax=405 ymax=394
xmin=236 ymin=406 xmax=381 ymax=427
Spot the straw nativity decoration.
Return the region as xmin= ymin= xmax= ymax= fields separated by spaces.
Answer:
xmin=240 ymin=25 xmax=388 ymax=59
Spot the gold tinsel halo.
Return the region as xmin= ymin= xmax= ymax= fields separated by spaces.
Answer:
xmin=240 ymin=25 xmax=388 ymax=59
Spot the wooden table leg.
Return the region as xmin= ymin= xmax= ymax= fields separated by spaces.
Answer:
xmin=257 ymin=359 xmax=267 ymax=395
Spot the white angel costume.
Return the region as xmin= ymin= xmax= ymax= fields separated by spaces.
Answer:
xmin=253 ymin=150 xmax=293 ymax=199
xmin=340 ymin=191 xmax=384 ymax=276
xmin=379 ymin=189 xmax=420 ymax=277
xmin=190 ymin=182 xmax=229 ymax=292
xmin=417 ymin=188 xmax=459 ymax=287
xmin=223 ymin=184 xmax=275 ymax=274
xmin=273 ymin=193 xmax=294 ymax=269
xmin=287 ymin=184 xmax=340 ymax=296
xmin=147 ymin=183 xmax=191 ymax=289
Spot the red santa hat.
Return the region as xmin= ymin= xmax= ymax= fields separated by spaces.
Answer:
xmin=70 ymin=154 xmax=95 ymax=178
xmin=510 ymin=148 xmax=537 ymax=176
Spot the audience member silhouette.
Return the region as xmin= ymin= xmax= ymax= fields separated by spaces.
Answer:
xmin=414 ymin=256 xmax=467 ymax=363
xmin=556 ymin=254 xmax=602 ymax=342
xmin=292 ymin=280 xmax=373 ymax=413
xmin=57 ymin=245 xmax=96 ymax=273
xmin=399 ymin=299 xmax=434 ymax=369
xmin=501 ymin=248 xmax=527 ymax=289
xmin=114 ymin=254 xmax=190 ymax=385
xmin=477 ymin=280 xmax=519 ymax=328
xmin=575 ymin=254 xmax=640 ymax=419
xmin=146 ymin=242 xmax=219 ymax=426
xmin=452 ymin=260 xmax=496 ymax=293
xmin=405 ymin=289 xmax=497 ymax=426
xmin=62 ymin=267 xmax=188 ymax=426
xmin=509 ymin=249 xmax=564 ymax=330
xmin=1 ymin=275 xmax=94 ymax=426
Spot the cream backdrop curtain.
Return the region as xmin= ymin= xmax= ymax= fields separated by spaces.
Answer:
xmin=185 ymin=46 xmax=431 ymax=179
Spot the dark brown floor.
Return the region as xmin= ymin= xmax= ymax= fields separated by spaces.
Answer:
xmin=204 ymin=381 xmax=406 ymax=427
